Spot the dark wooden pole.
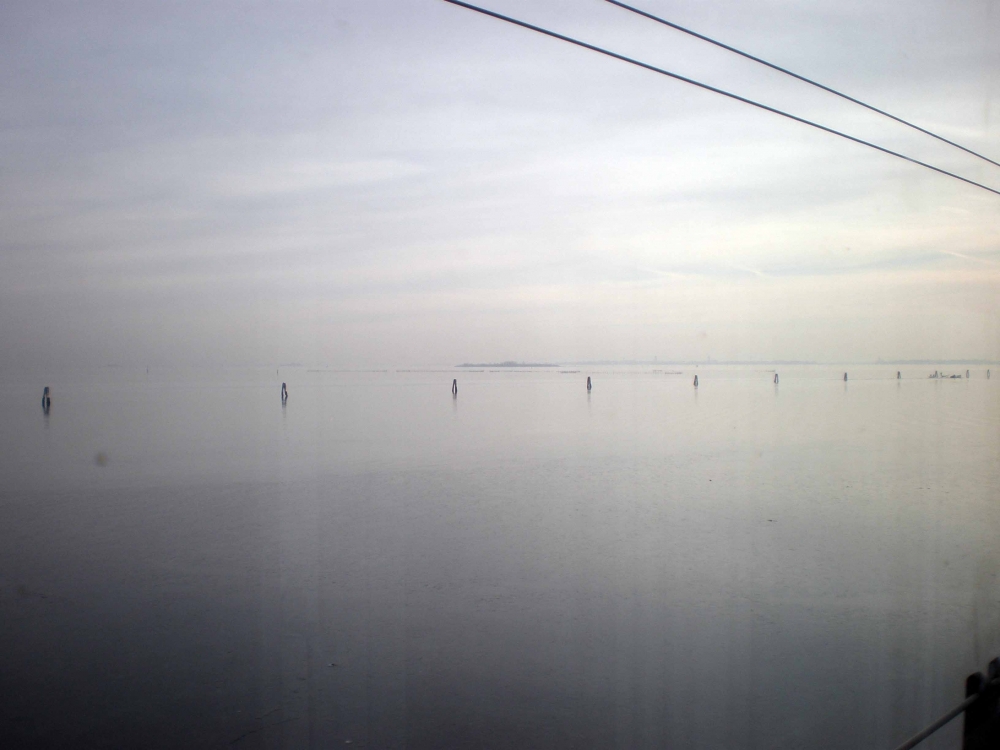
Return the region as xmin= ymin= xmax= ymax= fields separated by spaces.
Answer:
xmin=963 ymin=659 xmax=1000 ymax=750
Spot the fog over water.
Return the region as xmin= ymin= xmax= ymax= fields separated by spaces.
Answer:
xmin=2 ymin=0 xmax=1000 ymax=747
xmin=2 ymin=366 xmax=998 ymax=748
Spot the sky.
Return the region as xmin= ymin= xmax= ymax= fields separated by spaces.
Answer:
xmin=1 ymin=0 xmax=998 ymax=369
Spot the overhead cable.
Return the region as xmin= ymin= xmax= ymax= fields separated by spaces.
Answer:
xmin=606 ymin=0 xmax=1000 ymax=169
xmin=441 ymin=0 xmax=1000 ymax=198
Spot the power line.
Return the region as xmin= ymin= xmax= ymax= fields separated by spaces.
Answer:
xmin=441 ymin=0 xmax=1000 ymax=198
xmin=606 ymin=0 xmax=1000 ymax=169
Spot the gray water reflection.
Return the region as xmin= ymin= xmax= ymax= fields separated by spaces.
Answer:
xmin=1 ymin=366 xmax=998 ymax=748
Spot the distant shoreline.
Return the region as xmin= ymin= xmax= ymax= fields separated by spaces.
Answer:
xmin=457 ymin=359 xmax=997 ymax=368
xmin=457 ymin=362 xmax=560 ymax=368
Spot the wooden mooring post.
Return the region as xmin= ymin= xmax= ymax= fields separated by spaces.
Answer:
xmin=963 ymin=659 xmax=1000 ymax=750
xmin=892 ymin=657 xmax=1000 ymax=750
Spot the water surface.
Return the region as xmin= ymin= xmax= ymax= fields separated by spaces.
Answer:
xmin=1 ymin=365 xmax=998 ymax=748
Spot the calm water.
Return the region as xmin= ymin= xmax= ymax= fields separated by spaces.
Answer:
xmin=1 ymin=365 xmax=998 ymax=749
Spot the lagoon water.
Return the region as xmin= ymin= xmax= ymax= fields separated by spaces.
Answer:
xmin=1 ymin=364 xmax=998 ymax=749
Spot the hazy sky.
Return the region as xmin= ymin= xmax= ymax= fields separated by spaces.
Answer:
xmin=2 ymin=0 xmax=998 ymax=368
